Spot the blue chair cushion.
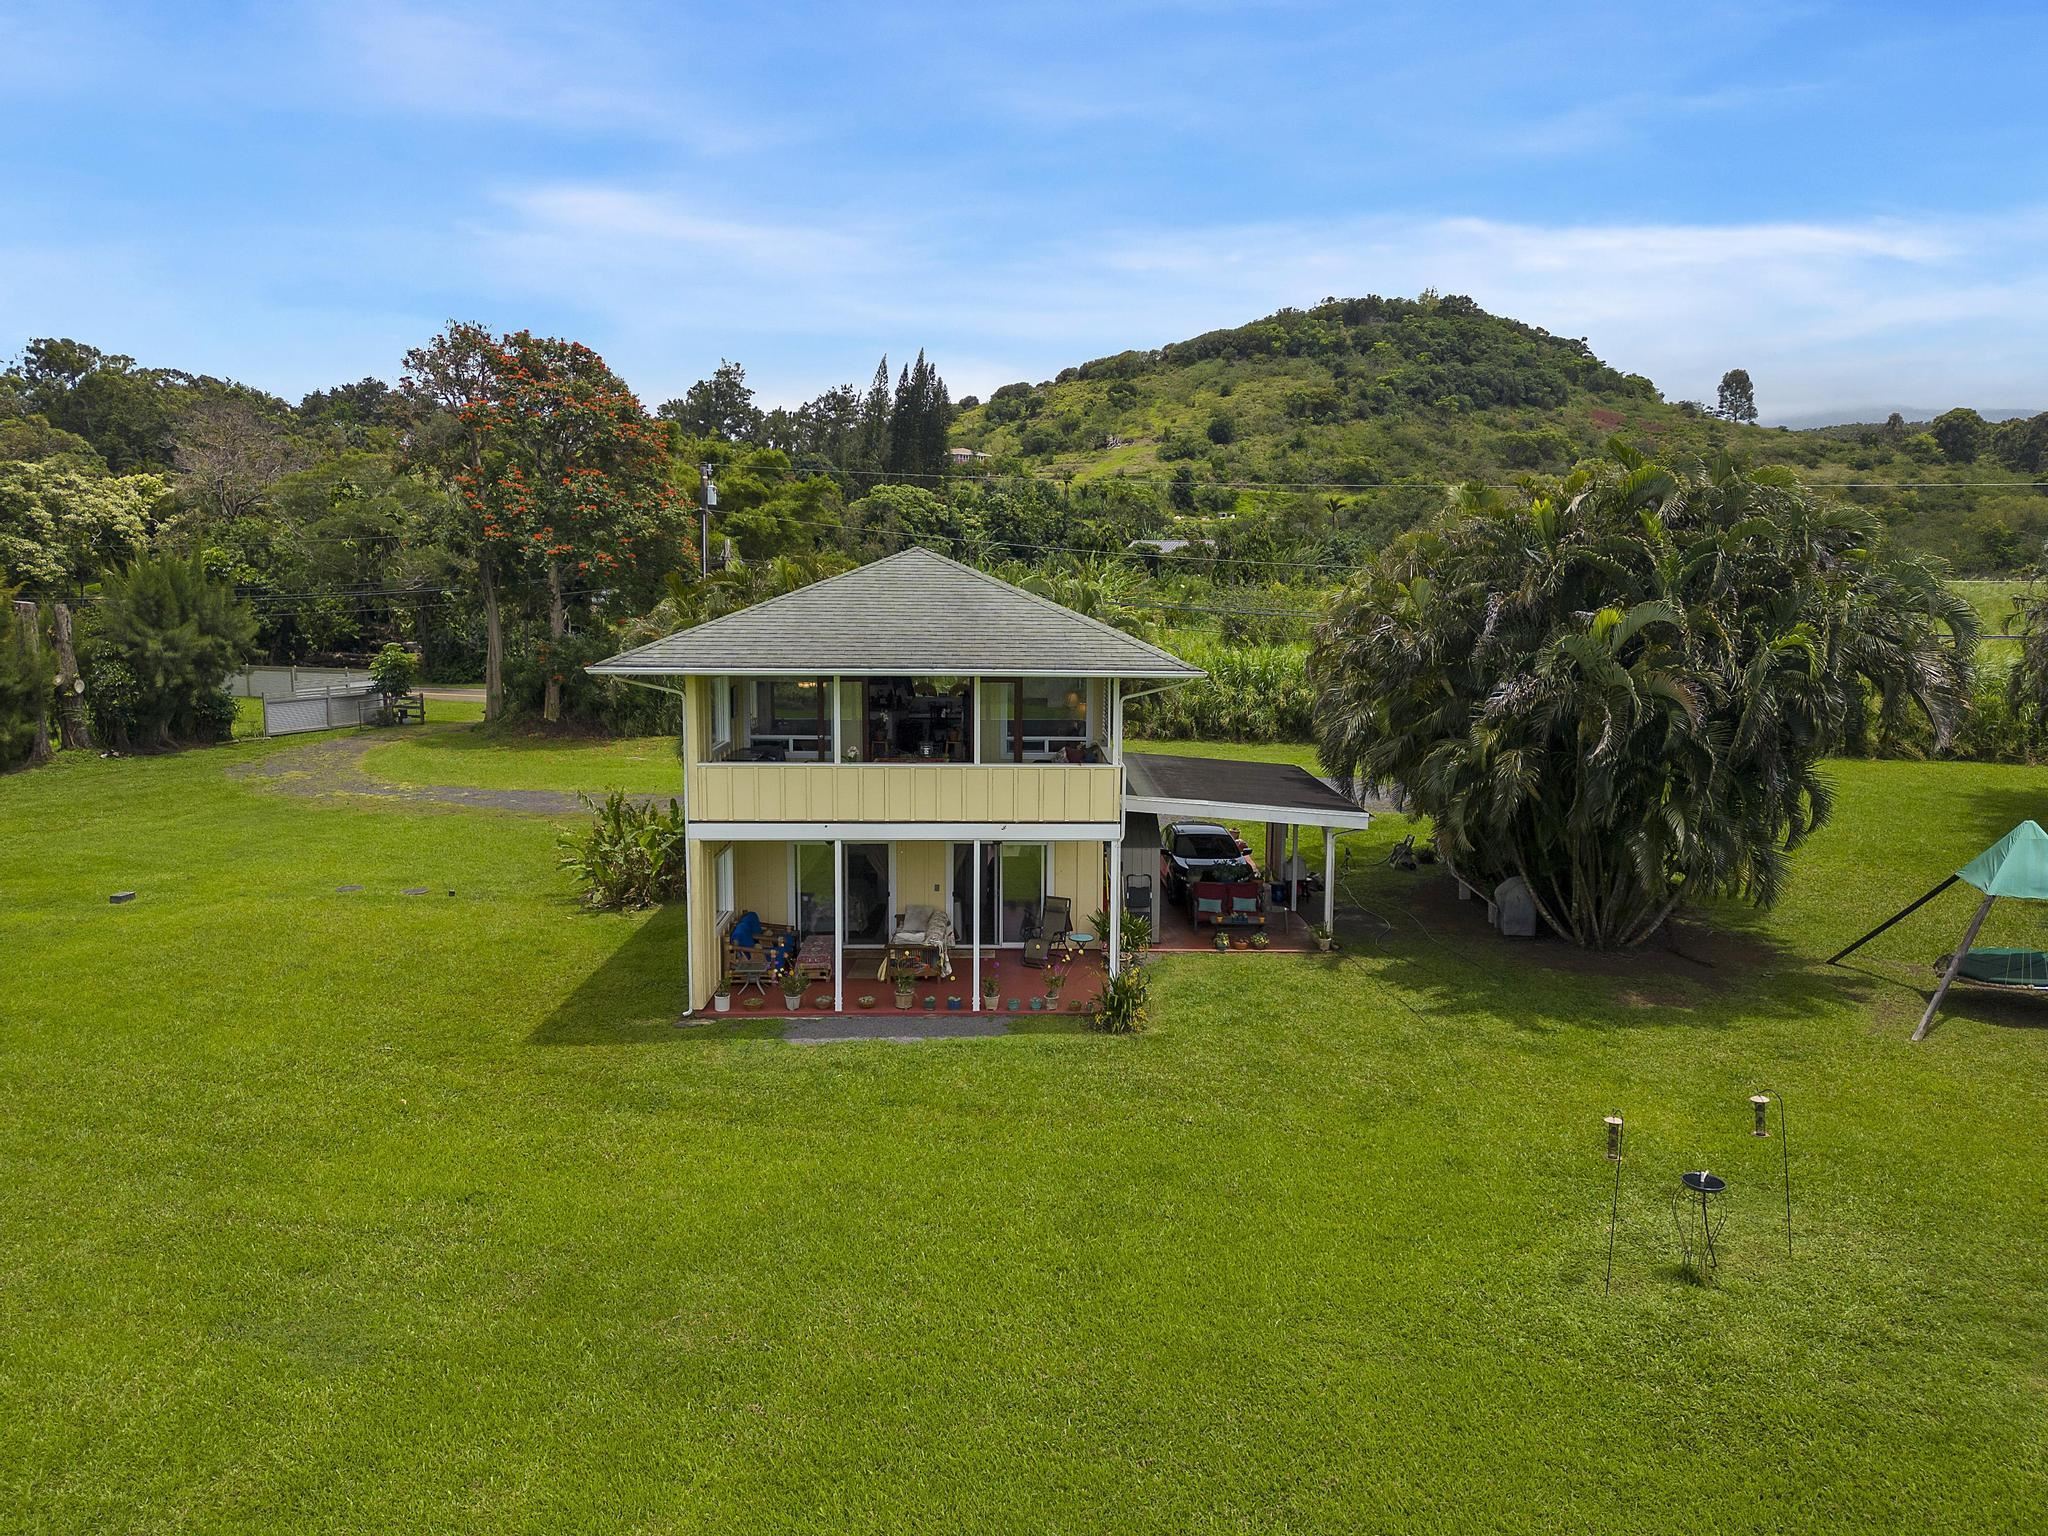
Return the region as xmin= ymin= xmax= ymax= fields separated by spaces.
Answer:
xmin=731 ymin=910 xmax=763 ymax=948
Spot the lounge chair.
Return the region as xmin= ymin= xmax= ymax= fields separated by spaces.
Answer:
xmin=1022 ymin=896 xmax=1073 ymax=968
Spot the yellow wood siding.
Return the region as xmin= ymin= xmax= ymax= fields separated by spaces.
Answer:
xmin=690 ymin=763 xmax=1119 ymax=824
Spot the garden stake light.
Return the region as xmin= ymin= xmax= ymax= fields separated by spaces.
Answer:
xmin=1602 ymin=1114 xmax=1624 ymax=1295
xmin=1750 ymin=1090 xmax=1792 ymax=1254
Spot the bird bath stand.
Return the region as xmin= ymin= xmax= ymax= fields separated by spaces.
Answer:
xmin=1672 ymin=1170 xmax=1728 ymax=1281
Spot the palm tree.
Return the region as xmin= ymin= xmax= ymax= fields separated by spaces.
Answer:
xmin=1310 ymin=444 xmax=1976 ymax=947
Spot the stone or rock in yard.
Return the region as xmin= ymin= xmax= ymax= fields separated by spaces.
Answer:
xmin=109 ymin=891 xmax=137 ymax=904
xmin=402 ymin=886 xmax=429 ymax=896
xmin=336 ymin=884 xmax=362 ymax=893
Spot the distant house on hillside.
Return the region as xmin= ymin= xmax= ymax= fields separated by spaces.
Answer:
xmin=1127 ymin=536 xmax=1213 ymax=574
xmin=948 ymin=447 xmax=990 ymax=465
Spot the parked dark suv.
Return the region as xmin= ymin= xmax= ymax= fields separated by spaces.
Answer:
xmin=1161 ymin=821 xmax=1255 ymax=904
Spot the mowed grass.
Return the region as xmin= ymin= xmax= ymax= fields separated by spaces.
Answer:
xmin=360 ymin=721 xmax=678 ymax=795
xmin=2 ymin=738 xmax=2046 ymax=1531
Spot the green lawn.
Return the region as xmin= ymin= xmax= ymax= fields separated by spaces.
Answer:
xmin=1952 ymin=577 xmax=2029 ymax=637
xmin=2 ymin=737 xmax=2045 ymax=1532
xmin=359 ymin=718 xmax=674 ymax=795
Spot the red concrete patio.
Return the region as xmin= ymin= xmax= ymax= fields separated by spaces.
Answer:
xmin=711 ymin=945 xmax=1107 ymax=1020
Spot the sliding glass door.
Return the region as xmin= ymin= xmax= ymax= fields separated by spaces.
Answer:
xmin=997 ymin=842 xmax=1046 ymax=944
xmin=791 ymin=842 xmax=891 ymax=945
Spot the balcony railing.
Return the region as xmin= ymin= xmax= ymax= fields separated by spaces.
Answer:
xmin=688 ymin=761 xmax=1121 ymax=825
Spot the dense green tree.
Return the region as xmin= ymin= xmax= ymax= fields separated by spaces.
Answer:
xmin=4 ymin=339 xmax=193 ymax=472
xmin=1990 ymin=412 xmax=2048 ymax=475
xmin=1716 ymin=368 xmax=1759 ymax=424
xmin=886 ymin=350 xmax=952 ymax=477
xmin=1931 ymin=407 xmax=1988 ymax=464
xmin=0 ymin=460 xmax=166 ymax=596
xmin=1310 ymin=446 xmax=1976 ymax=947
xmin=857 ymin=358 xmax=892 ymax=473
xmin=0 ymin=590 xmax=45 ymax=770
xmin=658 ymin=360 xmax=763 ymax=443
xmin=85 ymin=551 xmax=257 ymax=750
xmin=680 ymin=439 xmax=843 ymax=560
xmin=848 ymin=483 xmax=984 ymax=558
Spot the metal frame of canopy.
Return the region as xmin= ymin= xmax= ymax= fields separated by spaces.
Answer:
xmin=1829 ymin=819 xmax=2048 ymax=1041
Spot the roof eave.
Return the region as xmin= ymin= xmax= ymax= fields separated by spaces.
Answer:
xmin=587 ymin=661 xmax=1207 ymax=680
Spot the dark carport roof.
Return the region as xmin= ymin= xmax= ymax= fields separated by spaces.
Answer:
xmin=1123 ymin=752 xmax=1374 ymax=829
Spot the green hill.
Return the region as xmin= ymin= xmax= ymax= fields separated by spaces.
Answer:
xmin=950 ymin=294 xmax=2048 ymax=574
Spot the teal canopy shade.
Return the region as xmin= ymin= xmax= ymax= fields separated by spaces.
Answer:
xmin=1957 ymin=821 xmax=2048 ymax=900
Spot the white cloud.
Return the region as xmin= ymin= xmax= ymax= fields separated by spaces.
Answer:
xmin=307 ymin=0 xmax=783 ymax=154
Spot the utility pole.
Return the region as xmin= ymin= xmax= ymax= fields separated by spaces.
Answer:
xmin=699 ymin=463 xmax=717 ymax=574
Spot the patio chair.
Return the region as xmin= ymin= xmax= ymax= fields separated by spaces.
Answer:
xmin=1021 ymin=897 xmax=1073 ymax=969
xmin=724 ymin=913 xmax=795 ymax=998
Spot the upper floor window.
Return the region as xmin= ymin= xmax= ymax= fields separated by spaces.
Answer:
xmin=980 ymin=676 xmax=1098 ymax=763
xmin=740 ymin=677 xmax=828 ymax=760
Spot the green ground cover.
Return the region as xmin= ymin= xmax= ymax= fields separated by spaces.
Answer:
xmin=359 ymin=716 xmax=669 ymax=795
xmin=1 ymin=737 xmax=2044 ymax=1532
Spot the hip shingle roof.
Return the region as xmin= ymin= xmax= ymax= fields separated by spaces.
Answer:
xmin=588 ymin=547 xmax=1204 ymax=679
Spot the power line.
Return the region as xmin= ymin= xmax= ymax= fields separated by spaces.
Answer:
xmin=794 ymin=454 xmax=2048 ymax=494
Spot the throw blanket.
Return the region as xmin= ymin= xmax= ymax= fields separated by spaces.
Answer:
xmin=892 ymin=904 xmax=953 ymax=949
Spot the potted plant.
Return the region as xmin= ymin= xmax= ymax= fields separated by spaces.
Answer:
xmin=1044 ymin=966 xmax=1067 ymax=1010
xmin=770 ymin=960 xmax=803 ymax=1012
xmin=980 ymin=975 xmax=999 ymax=1007
xmin=712 ymin=984 xmax=732 ymax=1014
xmin=1310 ymin=923 xmax=1336 ymax=953
xmin=857 ymin=993 xmax=878 ymax=1010
xmin=893 ymin=977 xmax=915 ymax=1009
xmin=1213 ymin=930 xmax=1230 ymax=952
xmin=1250 ymin=931 xmax=1270 ymax=950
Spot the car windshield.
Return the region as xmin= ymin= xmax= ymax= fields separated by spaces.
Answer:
xmin=1174 ymin=832 xmax=1240 ymax=861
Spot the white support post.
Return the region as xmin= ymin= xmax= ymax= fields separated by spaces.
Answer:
xmin=832 ymin=839 xmax=846 ymax=1013
xmin=970 ymin=838 xmax=982 ymax=1010
xmin=1107 ymin=837 xmax=1122 ymax=978
xmin=1322 ymin=827 xmax=1336 ymax=933
xmin=1290 ymin=824 xmax=1301 ymax=914
xmin=830 ymin=677 xmax=841 ymax=763
xmin=1110 ymin=679 xmax=1122 ymax=764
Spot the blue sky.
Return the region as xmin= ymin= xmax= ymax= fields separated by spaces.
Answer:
xmin=3 ymin=0 xmax=2044 ymax=419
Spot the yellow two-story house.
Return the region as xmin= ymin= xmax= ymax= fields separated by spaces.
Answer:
xmin=589 ymin=548 xmax=1208 ymax=1014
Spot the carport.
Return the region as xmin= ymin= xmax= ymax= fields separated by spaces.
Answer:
xmin=1121 ymin=752 xmax=1375 ymax=937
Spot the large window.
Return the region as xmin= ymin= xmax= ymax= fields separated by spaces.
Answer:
xmin=714 ymin=845 xmax=735 ymax=926
xmin=856 ymin=677 xmax=970 ymax=763
xmin=743 ymin=678 xmax=828 ymax=759
xmin=710 ymin=675 xmax=733 ymax=752
xmin=976 ymin=678 xmax=1092 ymax=762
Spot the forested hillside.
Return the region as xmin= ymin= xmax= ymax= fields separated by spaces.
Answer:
xmin=951 ymin=294 xmax=2048 ymax=575
xmin=6 ymin=295 xmax=2048 ymax=767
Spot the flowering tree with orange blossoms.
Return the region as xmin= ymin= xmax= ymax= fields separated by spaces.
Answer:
xmin=460 ymin=332 xmax=686 ymax=723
